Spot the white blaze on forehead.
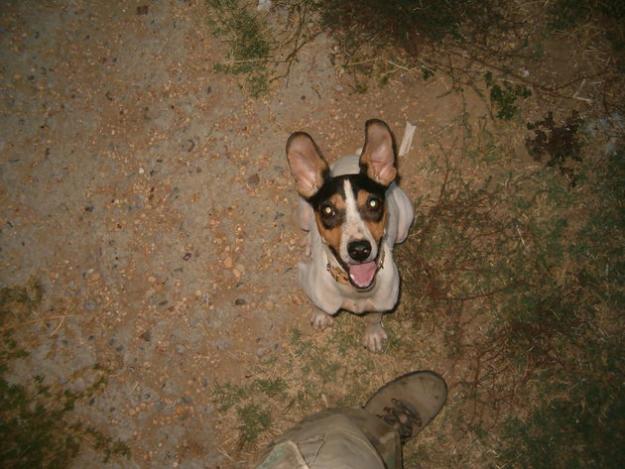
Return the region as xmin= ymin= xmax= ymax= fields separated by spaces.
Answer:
xmin=340 ymin=179 xmax=377 ymax=262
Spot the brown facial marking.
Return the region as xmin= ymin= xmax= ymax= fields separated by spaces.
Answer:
xmin=357 ymin=190 xmax=386 ymax=243
xmin=315 ymin=193 xmax=345 ymax=253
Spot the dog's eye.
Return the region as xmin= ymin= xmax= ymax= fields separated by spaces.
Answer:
xmin=320 ymin=204 xmax=336 ymax=218
xmin=367 ymin=197 xmax=382 ymax=210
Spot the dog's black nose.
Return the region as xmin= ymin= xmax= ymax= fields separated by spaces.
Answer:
xmin=348 ymin=240 xmax=372 ymax=262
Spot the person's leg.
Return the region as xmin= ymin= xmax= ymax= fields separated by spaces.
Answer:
xmin=257 ymin=409 xmax=389 ymax=469
xmin=256 ymin=371 xmax=447 ymax=469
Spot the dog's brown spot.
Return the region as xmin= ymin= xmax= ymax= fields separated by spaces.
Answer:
xmin=329 ymin=193 xmax=346 ymax=210
xmin=316 ymin=193 xmax=345 ymax=253
xmin=367 ymin=211 xmax=387 ymax=243
xmin=316 ymin=218 xmax=342 ymax=253
xmin=357 ymin=190 xmax=386 ymax=243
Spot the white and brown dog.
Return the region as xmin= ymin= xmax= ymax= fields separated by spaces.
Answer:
xmin=286 ymin=119 xmax=414 ymax=351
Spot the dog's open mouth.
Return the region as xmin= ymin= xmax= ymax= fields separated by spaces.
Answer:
xmin=349 ymin=261 xmax=378 ymax=289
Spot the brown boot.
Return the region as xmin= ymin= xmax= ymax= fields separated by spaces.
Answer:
xmin=364 ymin=370 xmax=447 ymax=442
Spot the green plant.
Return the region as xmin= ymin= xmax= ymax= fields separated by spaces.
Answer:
xmin=0 ymin=281 xmax=130 ymax=467
xmin=398 ymin=133 xmax=625 ymax=466
xmin=237 ymin=403 xmax=271 ymax=446
xmin=212 ymin=382 xmax=250 ymax=411
xmin=207 ymin=0 xmax=271 ymax=97
xmin=485 ymin=71 xmax=531 ymax=120
xmin=526 ymin=111 xmax=583 ymax=185
xmin=0 ymin=362 xmax=129 ymax=467
xmin=254 ymin=378 xmax=288 ymax=398
xmin=548 ymin=0 xmax=593 ymax=30
xmin=499 ymin=355 xmax=625 ymax=469
xmin=316 ymin=0 xmax=489 ymax=48
xmin=548 ymin=0 xmax=625 ymax=65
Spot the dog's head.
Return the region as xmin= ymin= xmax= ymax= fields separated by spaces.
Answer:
xmin=287 ymin=119 xmax=398 ymax=290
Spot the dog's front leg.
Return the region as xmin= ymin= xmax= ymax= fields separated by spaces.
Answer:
xmin=362 ymin=312 xmax=387 ymax=352
xmin=310 ymin=309 xmax=335 ymax=330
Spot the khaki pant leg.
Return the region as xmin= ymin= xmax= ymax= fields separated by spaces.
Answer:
xmin=256 ymin=408 xmax=401 ymax=469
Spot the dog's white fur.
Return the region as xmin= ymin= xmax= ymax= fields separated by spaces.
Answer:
xmin=297 ymin=155 xmax=414 ymax=350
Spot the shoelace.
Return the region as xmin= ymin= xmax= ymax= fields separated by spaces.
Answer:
xmin=378 ymin=398 xmax=422 ymax=442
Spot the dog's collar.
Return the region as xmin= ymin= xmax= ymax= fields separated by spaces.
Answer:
xmin=326 ymin=246 xmax=386 ymax=287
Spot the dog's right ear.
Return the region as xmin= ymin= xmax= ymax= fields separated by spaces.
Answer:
xmin=286 ymin=132 xmax=329 ymax=198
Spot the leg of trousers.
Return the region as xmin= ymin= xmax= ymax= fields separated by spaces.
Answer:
xmin=256 ymin=408 xmax=401 ymax=469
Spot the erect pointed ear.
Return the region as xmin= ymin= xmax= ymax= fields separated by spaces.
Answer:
xmin=359 ymin=119 xmax=397 ymax=186
xmin=286 ymin=132 xmax=329 ymax=198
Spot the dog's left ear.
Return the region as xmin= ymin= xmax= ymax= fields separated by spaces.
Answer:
xmin=359 ymin=119 xmax=397 ymax=186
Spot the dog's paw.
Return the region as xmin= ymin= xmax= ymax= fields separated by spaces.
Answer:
xmin=310 ymin=311 xmax=334 ymax=330
xmin=362 ymin=324 xmax=388 ymax=352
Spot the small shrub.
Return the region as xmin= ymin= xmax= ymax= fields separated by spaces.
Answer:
xmin=485 ymin=71 xmax=531 ymax=120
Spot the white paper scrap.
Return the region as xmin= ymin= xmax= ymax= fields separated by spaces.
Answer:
xmin=398 ymin=121 xmax=417 ymax=157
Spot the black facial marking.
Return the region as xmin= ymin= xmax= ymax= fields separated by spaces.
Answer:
xmin=308 ymin=173 xmax=385 ymax=207
xmin=307 ymin=172 xmax=386 ymax=230
xmin=319 ymin=202 xmax=345 ymax=229
xmin=307 ymin=175 xmax=345 ymax=209
xmin=360 ymin=194 xmax=384 ymax=222
xmin=350 ymin=172 xmax=388 ymax=198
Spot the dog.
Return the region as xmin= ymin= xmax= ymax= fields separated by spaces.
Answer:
xmin=286 ymin=119 xmax=414 ymax=351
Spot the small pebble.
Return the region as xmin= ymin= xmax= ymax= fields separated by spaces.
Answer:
xmin=247 ymin=173 xmax=260 ymax=186
xmin=215 ymin=339 xmax=231 ymax=350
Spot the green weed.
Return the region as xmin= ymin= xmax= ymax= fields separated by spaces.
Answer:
xmin=499 ymin=352 xmax=625 ymax=468
xmin=237 ymin=403 xmax=271 ymax=446
xmin=526 ymin=111 xmax=583 ymax=185
xmin=484 ymin=71 xmax=531 ymax=120
xmin=548 ymin=0 xmax=625 ymax=65
xmin=0 ymin=277 xmax=42 ymax=319
xmin=212 ymin=377 xmax=287 ymax=447
xmin=316 ymin=0 xmax=489 ymax=48
xmin=0 ymin=281 xmax=129 ymax=467
xmin=213 ymin=382 xmax=250 ymax=411
xmin=212 ymin=377 xmax=288 ymax=411
xmin=0 ymin=360 xmax=128 ymax=467
xmin=207 ymin=0 xmax=271 ymax=97
xmin=253 ymin=378 xmax=288 ymax=398
xmin=398 ymin=129 xmax=625 ymax=466
xmin=548 ymin=0 xmax=594 ymax=30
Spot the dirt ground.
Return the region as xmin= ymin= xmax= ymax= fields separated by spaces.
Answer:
xmin=1 ymin=1 xmax=622 ymax=468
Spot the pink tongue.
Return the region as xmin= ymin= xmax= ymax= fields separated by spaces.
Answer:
xmin=349 ymin=261 xmax=377 ymax=288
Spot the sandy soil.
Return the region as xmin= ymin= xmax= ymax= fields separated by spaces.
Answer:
xmin=1 ymin=1 xmax=612 ymax=468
